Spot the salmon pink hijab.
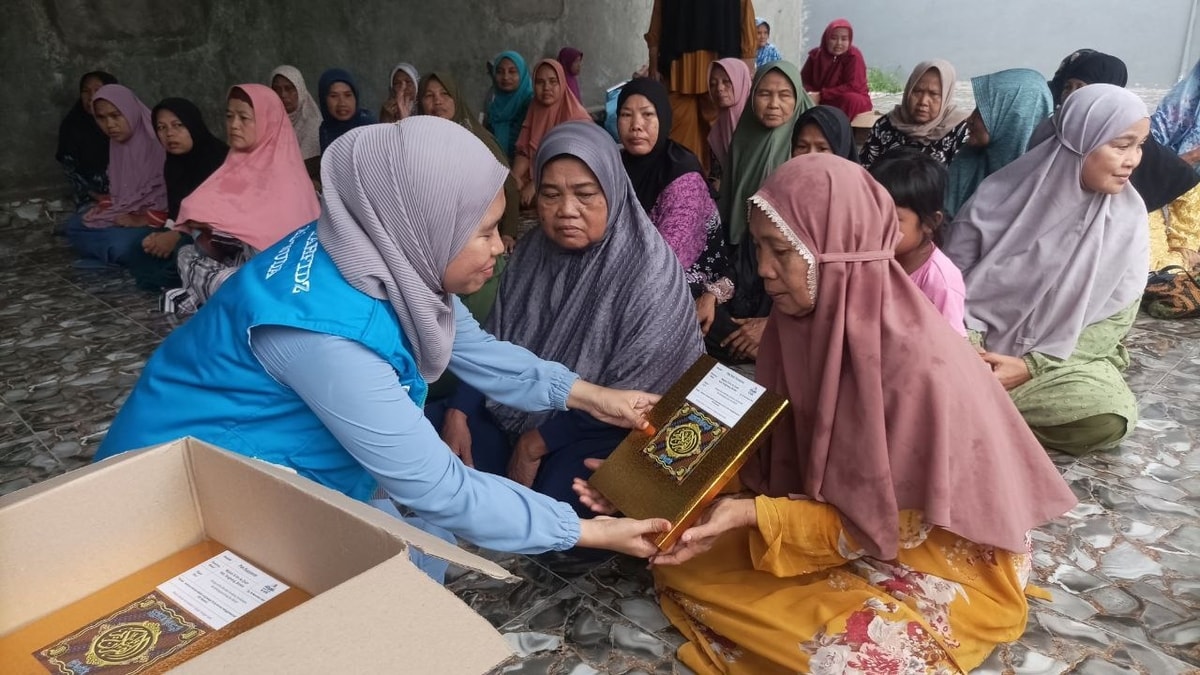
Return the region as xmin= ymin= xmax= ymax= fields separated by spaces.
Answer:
xmin=516 ymin=59 xmax=591 ymax=161
xmin=706 ymin=57 xmax=752 ymax=170
xmin=739 ymin=154 xmax=1077 ymax=559
xmin=177 ymin=84 xmax=319 ymax=250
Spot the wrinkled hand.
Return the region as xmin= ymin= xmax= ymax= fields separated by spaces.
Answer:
xmin=721 ymin=317 xmax=767 ymax=360
xmin=502 ymin=235 xmax=517 ymax=255
xmin=980 ymin=352 xmax=1032 ymax=390
xmin=568 ymin=381 xmax=659 ymax=430
xmin=440 ymin=408 xmax=474 ymax=467
xmin=572 ymin=458 xmax=619 ymax=515
xmin=508 ymin=429 xmax=547 ymax=487
xmin=142 ymin=230 xmax=181 ymax=259
xmin=577 ymin=515 xmax=671 ymax=557
xmin=651 ymin=497 xmax=755 ymax=566
xmin=695 ymin=293 xmax=717 ymax=335
xmin=1182 ymin=148 xmax=1200 ymax=166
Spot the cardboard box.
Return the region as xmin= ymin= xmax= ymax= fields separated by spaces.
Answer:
xmin=0 ymin=437 xmax=519 ymax=673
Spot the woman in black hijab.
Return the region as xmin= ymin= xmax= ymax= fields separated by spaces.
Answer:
xmin=617 ymin=77 xmax=734 ymax=336
xmin=56 ymin=71 xmax=118 ymax=208
xmin=125 ymin=98 xmax=228 ymax=292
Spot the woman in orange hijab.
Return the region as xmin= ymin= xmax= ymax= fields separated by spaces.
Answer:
xmin=511 ymin=59 xmax=591 ymax=206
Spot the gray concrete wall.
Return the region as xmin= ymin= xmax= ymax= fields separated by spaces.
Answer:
xmin=4 ymin=0 xmax=800 ymax=199
xmin=801 ymin=0 xmax=1199 ymax=89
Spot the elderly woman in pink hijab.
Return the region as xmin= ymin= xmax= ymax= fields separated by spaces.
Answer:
xmin=706 ymin=57 xmax=752 ymax=191
xmin=160 ymin=84 xmax=319 ymax=314
xmin=65 ymin=84 xmax=175 ymax=288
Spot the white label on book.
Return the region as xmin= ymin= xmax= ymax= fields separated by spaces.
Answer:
xmin=157 ymin=550 xmax=289 ymax=630
xmin=685 ymin=363 xmax=766 ymax=428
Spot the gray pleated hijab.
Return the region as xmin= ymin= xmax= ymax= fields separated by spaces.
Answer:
xmin=485 ymin=121 xmax=704 ymax=433
xmin=317 ymin=118 xmax=509 ymax=380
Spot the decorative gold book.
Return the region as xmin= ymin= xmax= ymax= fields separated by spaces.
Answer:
xmin=589 ymin=355 xmax=788 ymax=550
xmin=0 ymin=540 xmax=310 ymax=674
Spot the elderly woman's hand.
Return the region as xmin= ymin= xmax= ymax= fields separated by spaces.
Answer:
xmin=650 ymin=497 xmax=755 ymax=566
xmin=567 ymin=380 xmax=659 ymax=430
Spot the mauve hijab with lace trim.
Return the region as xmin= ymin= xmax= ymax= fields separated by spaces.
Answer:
xmin=740 ymin=154 xmax=1077 ymax=559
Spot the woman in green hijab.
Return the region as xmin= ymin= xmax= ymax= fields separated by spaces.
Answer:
xmin=719 ymin=61 xmax=812 ymax=247
xmin=419 ymin=71 xmax=521 ymax=253
xmin=710 ymin=61 xmax=812 ymax=363
xmin=418 ymin=71 xmax=521 ymax=400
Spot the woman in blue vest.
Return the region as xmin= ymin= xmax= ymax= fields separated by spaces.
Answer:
xmin=95 ymin=117 xmax=670 ymax=560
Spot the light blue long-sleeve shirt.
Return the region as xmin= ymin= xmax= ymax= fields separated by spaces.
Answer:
xmin=249 ymin=296 xmax=582 ymax=555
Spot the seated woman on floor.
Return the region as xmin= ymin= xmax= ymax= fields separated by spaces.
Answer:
xmin=943 ymin=84 xmax=1149 ymax=456
xmin=430 ymin=121 xmax=704 ymax=514
xmin=56 ymin=70 xmax=118 ymax=209
xmin=617 ymin=78 xmax=734 ymax=332
xmin=94 ymin=118 xmax=670 ymax=582
xmin=419 ymin=71 xmax=521 ymax=257
xmin=379 ymin=63 xmax=419 ymax=123
xmin=870 ymin=148 xmax=966 ymax=334
xmin=161 ymin=85 xmax=319 ymax=314
xmin=512 ymin=59 xmax=592 ymax=206
xmin=133 ymin=98 xmax=229 ymax=291
xmin=800 ymin=19 xmax=873 ymax=120
xmin=860 ymin=59 xmax=970 ymax=168
xmin=65 ymin=85 xmax=169 ymax=281
xmin=269 ymin=65 xmax=322 ymax=179
xmin=484 ymin=50 xmax=534 ymax=162
xmin=577 ymin=153 xmax=1077 ymax=674
xmin=945 ymin=68 xmax=1053 ymax=217
xmin=706 ymin=57 xmax=753 ymax=192
xmin=317 ymin=68 xmax=376 ymax=152
xmin=708 ymin=65 xmax=815 ymax=362
xmin=1036 ymin=50 xmax=1200 ymax=272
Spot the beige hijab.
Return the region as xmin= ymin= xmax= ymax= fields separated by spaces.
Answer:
xmin=887 ymin=59 xmax=970 ymax=142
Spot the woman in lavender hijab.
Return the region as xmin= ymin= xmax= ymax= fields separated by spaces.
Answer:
xmin=943 ymin=84 xmax=1150 ymax=456
xmin=96 ymin=118 xmax=671 ymax=578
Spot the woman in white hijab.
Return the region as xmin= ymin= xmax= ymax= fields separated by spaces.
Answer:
xmin=942 ymin=84 xmax=1150 ymax=456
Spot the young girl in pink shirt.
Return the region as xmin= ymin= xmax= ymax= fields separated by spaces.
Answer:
xmin=870 ymin=148 xmax=967 ymax=335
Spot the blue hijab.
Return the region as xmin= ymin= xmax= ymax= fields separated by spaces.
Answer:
xmin=1153 ymin=59 xmax=1200 ymax=157
xmin=318 ymin=68 xmax=376 ymax=151
xmin=946 ymin=68 xmax=1053 ymax=216
xmin=484 ymin=51 xmax=533 ymax=160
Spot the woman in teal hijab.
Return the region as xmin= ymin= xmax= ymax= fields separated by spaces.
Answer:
xmin=485 ymin=51 xmax=534 ymax=160
xmin=946 ymin=68 xmax=1053 ymax=216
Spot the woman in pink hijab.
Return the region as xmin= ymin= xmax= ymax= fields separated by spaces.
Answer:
xmin=161 ymin=84 xmax=319 ymax=314
xmin=579 ymin=154 xmax=1077 ymax=673
xmin=705 ymin=57 xmax=752 ymax=187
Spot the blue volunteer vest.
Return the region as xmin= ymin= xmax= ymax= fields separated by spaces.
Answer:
xmin=95 ymin=223 xmax=428 ymax=501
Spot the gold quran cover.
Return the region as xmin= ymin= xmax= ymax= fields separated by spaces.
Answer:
xmin=0 ymin=540 xmax=310 ymax=674
xmin=589 ymin=355 xmax=788 ymax=549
